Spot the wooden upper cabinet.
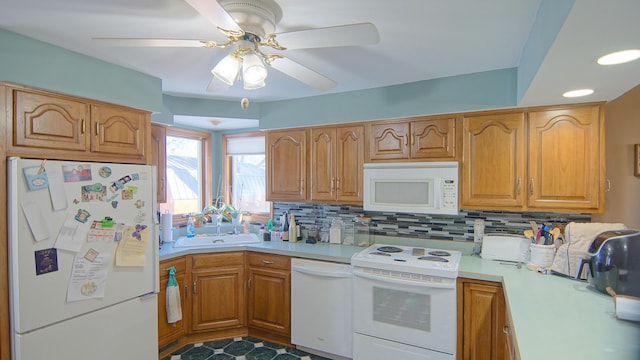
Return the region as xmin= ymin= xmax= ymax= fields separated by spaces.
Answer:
xmin=336 ymin=126 xmax=364 ymax=202
xmin=90 ymin=104 xmax=147 ymax=158
xmin=13 ymin=89 xmax=89 ymax=151
xmin=367 ymin=116 xmax=457 ymax=162
xmin=309 ymin=125 xmax=364 ymax=203
xmin=5 ymin=82 xmax=150 ymax=164
xmin=368 ymin=122 xmax=410 ymax=160
xmin=266 ymin=129 xmax=307 ymax=201
xmin=527 ymin=106 xmax=602 ymax=211
xmin=462 ymin=112 xmax=526 ymax=209
xmin=411 ymin=117 xmax=456 ymax=159
xmin=150 ymin=123 xmax=167 ymax=203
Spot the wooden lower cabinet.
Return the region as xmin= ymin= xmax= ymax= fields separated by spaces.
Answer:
xmin=190 ymin=252 xmax=246 ymax=332
xmin=247 ymin=252 xmax=291 ymax=340
xmin=158 ymin=257 xmax=188 ymax=348
xmin=457 ymin=278 xmax=507 ymax=360
xmin=159 ymin=252 xmax=292 ymax=356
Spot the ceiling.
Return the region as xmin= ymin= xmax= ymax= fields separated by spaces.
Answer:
xmin=1 ymin=0 xmax=639 ymax=130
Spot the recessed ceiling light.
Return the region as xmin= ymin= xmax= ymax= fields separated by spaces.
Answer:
xmin=563 ymin=89 xmax=594 ymax=98
xmin=597 ymin=49 xmax=640 ymax=65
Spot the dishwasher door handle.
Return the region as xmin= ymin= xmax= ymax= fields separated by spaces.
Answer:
xmin=291 ymin=265 xmax=352 ymax=279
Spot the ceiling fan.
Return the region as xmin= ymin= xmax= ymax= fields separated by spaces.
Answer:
xmin=94 ymin=0 xmax=380 ymax=92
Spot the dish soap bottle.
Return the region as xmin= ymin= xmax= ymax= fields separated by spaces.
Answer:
xmin=186 ymin=215 xmax=196 ymax=238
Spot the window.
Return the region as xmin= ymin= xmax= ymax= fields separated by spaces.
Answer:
xmin=223 ymin=132 xmax=270 ymax=221
xmin=159 ymin=127 xmax=212 ymax=216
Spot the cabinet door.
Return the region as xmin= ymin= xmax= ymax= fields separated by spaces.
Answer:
xmin=462 ymin=113 xmax=526 ymax=208
xmin=150 ymin=123 xmax=167 ymax=203
xmin=191 ymin=265 xmax=246 ymax=332
xmin=90 ymin=104 xmax=148 ymax=159
xmin=527 ymin=106 xmax=602 ymax=211
xmin=13 ymin=89 xmax=89 ymax=151
xmin=247 ymin=266 xmax=291 ymax=337
xmin=336 ymin=125 xmax=364 ymax=202
xmin=368 ymin=122 xmax=410 ymax=160
xmin=457 ymin=279 xmax=506 ymax=360
xmin=309 ymin=128 xmax=336 ymax=201
xmin=247 ymin=252 xmax=291 ymax=337
xmin=158 ymin=257 xmax=187 ymax=347
xmin=411 ymin=117 xmax=456 ymax=159
xmin=266 ymin=129 xmax=307 ymax=201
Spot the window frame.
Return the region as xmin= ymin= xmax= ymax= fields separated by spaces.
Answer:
xmin=164 ymin=126 xmax=212 ymax=225
xmin=222 ymin=131 xmax=271 ymax=223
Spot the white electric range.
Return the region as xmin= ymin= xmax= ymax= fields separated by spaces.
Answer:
xmin=351 ymin=244 xmax=462 ymax=360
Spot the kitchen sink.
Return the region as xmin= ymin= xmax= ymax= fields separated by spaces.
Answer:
xmin=173 ymin=233 xmax=261 ymax=248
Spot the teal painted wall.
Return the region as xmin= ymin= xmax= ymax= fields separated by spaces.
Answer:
xmin=0 ymin=29 xmax=163 ymax=112
xmin=517 ymin=0 xmax=574 ymax=102
xmin=260 ymin=68 xmax=518 ymax=129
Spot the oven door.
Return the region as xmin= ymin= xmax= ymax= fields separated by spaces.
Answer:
xmin=353 ymin=267 xmax=457 ymax=355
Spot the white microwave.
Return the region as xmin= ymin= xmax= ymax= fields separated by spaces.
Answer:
xmin=363 ymin=162 xmax=459 ymax=215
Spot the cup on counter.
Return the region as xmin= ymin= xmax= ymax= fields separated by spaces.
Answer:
xmin=530 ymin=244 xmax=555 ymax=268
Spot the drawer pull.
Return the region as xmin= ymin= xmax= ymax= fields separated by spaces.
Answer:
xmin=262 ymin=260 xmax=274 ymax=265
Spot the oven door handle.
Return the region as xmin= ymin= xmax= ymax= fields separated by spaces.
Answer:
xmin=353 ymin=270 xmax=456 ymax=289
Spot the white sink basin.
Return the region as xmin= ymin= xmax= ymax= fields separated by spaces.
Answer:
xmin=173 ymin=233 xmax=261 ymax=248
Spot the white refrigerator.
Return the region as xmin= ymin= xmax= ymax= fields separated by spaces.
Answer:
xmin=8 ymin=158 xmax=159 ymax=360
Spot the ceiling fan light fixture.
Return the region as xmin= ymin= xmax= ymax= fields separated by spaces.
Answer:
xmin=242 ymin=52 xmax=268 ymax=84
xmin=212 ymin=54 xmax=242 ymax=85
xmin=243 ymin=79 xmax=266 ymax=90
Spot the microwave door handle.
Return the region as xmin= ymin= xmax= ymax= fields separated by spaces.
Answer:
xmin=353 ymin=271 xmax=456 ymax=289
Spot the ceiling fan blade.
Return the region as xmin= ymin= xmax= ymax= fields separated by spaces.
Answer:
xmin=92 ymin=38 xmax=211 ymax=47
xmin=206 ymin=76 xmax=231 ymax=92
xmin=269 ymin=57 xmax=337 ymax=91
xmin=274 ymin=23 xmax=379 ymax=50
xmin=183 ymin=0 xmax=241 ymax=32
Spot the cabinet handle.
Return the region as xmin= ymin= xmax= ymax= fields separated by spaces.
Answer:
xmin=529 ymin=178 xmax=534 ymax=196
xmin=606 ymin=178 xmax=611 ymax=192
xmin=516 ymin=177 xmax=521 ymax=195
xmin=95 ymin=122 xmax=99 ymax=136
xmin=404 ymin=135 xmax=409 ymax=148
xmin=336 ymin=178 xmax=341 ymax=191
xmin=193 ymin=281 xmax=196 ymax=296
xmin=81 ymin=119 xmax=86 ymax=135
xmin=330 ymin=177 xmax=335 ymax=193
xmin=262 ymin=260 xmax=274 ymax=265
xmin=184 ymin=284 xmax=188 ymax=297
xmin=248 ymin=278 xmax=251 ymax=289
xmin=411 ymin=134 xmax=415 ymax=146
xmin=503 ymin=325 xmax=510 ymax=335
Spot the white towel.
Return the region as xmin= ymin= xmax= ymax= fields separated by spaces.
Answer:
xmin=166 ymin=266 xmax=182 ymax=324
xmin=551 ymin=222 xmax=627 ymax=278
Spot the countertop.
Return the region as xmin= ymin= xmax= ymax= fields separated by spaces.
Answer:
xmin=159 ymin=239 xmax=640 ymax=360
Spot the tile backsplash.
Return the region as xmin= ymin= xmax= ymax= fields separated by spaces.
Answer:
xmin=272 ymin=202 xmax=591 ymax=242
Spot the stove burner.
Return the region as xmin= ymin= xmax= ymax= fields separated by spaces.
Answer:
xmin=428 ymin=250 xmax=451 ymax=257
xmin=369 ymin=251 xmax=391 ymax=256
xmin=418 ymin=256 xmax=449 ymax=263
xmin=376 ymin=246 xmax=403 ymax=253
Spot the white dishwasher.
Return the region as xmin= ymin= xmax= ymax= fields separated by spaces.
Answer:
xmin=291 ymin=258 xmax=353 ymax=359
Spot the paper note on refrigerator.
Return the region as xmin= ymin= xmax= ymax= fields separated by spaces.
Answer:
xmin=66 ymin=253 xmax=110 ymax=302
xmin=46 ymin=166 xmax=68 ymax=211
xmin=20 ymin=200 xmax=50 ymax=241
xmin=54 ymin=215 xmax=89 ymax=253
xmin=114 ymin=225 xmax=149 ymax=267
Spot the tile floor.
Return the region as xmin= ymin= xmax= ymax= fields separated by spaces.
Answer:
xmin=162 ymin=336 xmax=332 ymax=360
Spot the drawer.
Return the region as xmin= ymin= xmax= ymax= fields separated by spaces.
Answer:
xmin=190 ymin=252 xmax=244 ymax=269
xmin=248 ymin=252 xmax=290 ymax=270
